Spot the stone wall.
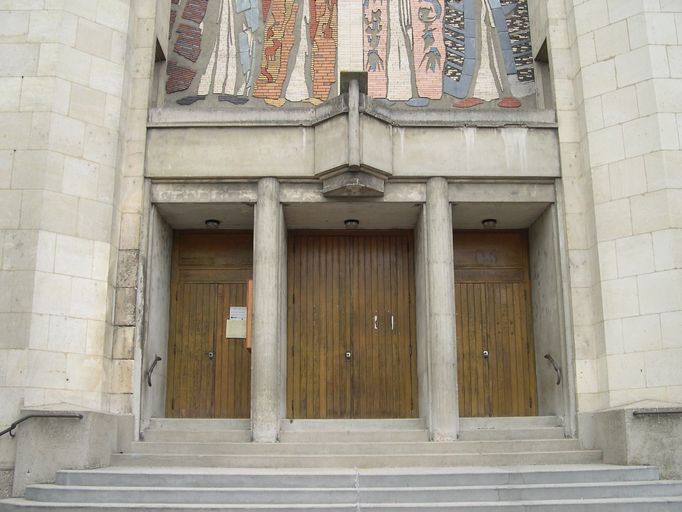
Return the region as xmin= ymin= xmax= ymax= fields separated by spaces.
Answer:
xmin=570 ymin=0 xmax=682 ymax=409
xmin=0 ymin=0 xmax=165 ymax=493
xmin=530 ymin=0 xmax=682 ymax=416
xmin=0 ymin=1 xmax=132 ymax=483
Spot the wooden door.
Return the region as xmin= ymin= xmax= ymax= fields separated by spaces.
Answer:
xmin=454 ymin=231 xmax=537 ymax=417
xmin=166 ymin=232 xmax=252 ymax=418
xmin=287 ymin=232 xmax=417 ymax=419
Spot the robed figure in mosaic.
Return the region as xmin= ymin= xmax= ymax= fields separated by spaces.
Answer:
xmin=442 ymin=0 xmax=534 ymax=107
xmin=196 ymin=0 xmax=337 ymax=105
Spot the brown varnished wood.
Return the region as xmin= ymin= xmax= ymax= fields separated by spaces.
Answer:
xmin=454 ymin=231 xmax=537 ymax=417
xmin=287 ymin=231 xmax=418 ymax=419
xmin=166 ymin=232 xmax=253 ymax=418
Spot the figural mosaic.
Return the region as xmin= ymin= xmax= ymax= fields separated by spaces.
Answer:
xmin=167 ymin=0 xmax=535 ymax=108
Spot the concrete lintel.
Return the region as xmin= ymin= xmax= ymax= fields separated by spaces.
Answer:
xmin=151 ymin=182 xmax=258 ymax=203
xmin=280 ymin=182 xmax=426 ymax=203
xmin=449 ymin=181 xmax=556 ymax=203
xmin=147 ymin=123 xmax=559 ymax=179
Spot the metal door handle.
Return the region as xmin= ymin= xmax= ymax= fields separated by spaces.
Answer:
xmin=482 ymin=350 xmax=489 ymax=358
xmin=345 ymin=351 xmax=352 ymax=361
xmin=207 ymin=351 xmax=215 ymax=360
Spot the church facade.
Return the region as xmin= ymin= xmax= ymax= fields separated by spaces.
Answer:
xmin=1 ymin=0 xmax=681 ymax=496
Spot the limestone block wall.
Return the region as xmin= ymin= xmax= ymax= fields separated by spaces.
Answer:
xmin=532 ymin=0 xmax=682 ymax=414
xmin=573 ymin=0 xmax=682 ymax=407
xmin=0 ymin=0 xmax=162 ymax=484
xmin=0 ymin=0 xmax=128 ymax=475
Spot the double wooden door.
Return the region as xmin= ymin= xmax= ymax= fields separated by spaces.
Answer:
xmin=454 ymin=231 xmax=537 ymax=417
xmin=287 ymin=232 xmax=418 ymax=419
xmin=166 ymin=232 xmax=252 ymax=418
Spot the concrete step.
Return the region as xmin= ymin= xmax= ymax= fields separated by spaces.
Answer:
xmin=110 ymin=450 xmax=603 ymax=468
xmin=6 ymin=465 xmax=679 ymax=511
xmin=458 ymin=427 xmax=565 ymax=441
xmin=280 ymin=418 xmax=427 ymax=431
xmin=23 ymin=481 xmax=682 ymax=505
xmin=129 ymin=439 xmax=582 ymax=456
xmin=142 ymin=429 xmax=252 ymax=443
xmin=147 ymin=418 xmax=250 ymax=431
xmin=4 ymin=497 xmax=682 ymax=511
xmin=279 ymin=430 xmax=429 ymax=443
xmin=55 ymin=465 xmax=659 ymax=488
xmin=459 ymin=417 xmax=563 ymax=429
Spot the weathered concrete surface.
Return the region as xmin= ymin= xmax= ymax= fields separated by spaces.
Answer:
xmin=251 ymin=178 xmax=283 ymax=442
xmin=581 ymin=402 xmax=682 ymax=479
xmin=146 ymin=117 xmax=560 ymax=179
xmin=0 ymin=468 xmax=12 ymax=498
xmin=425 ymin=178 xmax=459 ymax=441
xmin=414 ymin=209 xmax=430 ymax=428
xmin=12 ymin=407 xmax=133 ymax=496
xmin=529 ymin=205 xmax=564 ymax=416
xmin=139 ymin=208 xmax=173 ymax=432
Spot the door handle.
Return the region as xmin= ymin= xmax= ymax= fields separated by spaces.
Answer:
xmin=345 ymin=351 xmax=352 ymax=361
xmin=207 ymin=351 xmax=215 ymax=360
xmin=482 ymin=350 xmax=489 ymax=358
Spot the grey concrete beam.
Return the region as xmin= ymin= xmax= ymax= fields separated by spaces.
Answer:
xmin=150 ymin=182 xmax=258 ymax=204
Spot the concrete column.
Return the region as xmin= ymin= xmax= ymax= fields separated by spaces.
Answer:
xmin=425 ymin=177 xmax=459 ymax=440
xmin=251 ymin=177 xmax=282 ymax=442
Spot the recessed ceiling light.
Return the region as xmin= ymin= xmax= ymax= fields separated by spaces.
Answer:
xmin=344 ymin=219 xmax=360 ymax=229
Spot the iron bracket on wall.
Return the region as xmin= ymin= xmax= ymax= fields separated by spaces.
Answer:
xmin=0 ymin=412 xmax=83 ymax=439
xmin=544 ymin=353 xmax=562 ymax=386
xmin=146 ymin=355 xmax=162 ymax=387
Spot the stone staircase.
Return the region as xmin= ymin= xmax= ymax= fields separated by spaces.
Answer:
xmin=2 ymin=416 xmax=682 ymax=510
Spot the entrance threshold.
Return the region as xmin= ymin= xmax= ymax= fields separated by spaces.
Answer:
xmin=281 ymin=418 xmax=426 ymax=431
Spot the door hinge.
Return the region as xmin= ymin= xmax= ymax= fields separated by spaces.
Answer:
xmin=409 ymin=344 xmax=413 ymax=355
xmin=171 ymin=398 xmax=175 ymax=410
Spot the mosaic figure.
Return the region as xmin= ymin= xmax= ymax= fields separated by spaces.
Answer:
xmin=197 ymin=0 xmax=261 ymax=98
xmin=443 ymin=0 xmax=534 ymax=107
xmin=254 ymin=0 xmax=337 ymax=105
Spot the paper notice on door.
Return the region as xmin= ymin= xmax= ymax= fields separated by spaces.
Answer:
xmin=229 ymin=307 xmax=247 ymax=320
xmin=227 ymin=307 xmax=247 ymax=339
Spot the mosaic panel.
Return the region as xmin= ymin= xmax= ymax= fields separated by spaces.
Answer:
xmin=166 ymin=0 xmax=535 ymax=108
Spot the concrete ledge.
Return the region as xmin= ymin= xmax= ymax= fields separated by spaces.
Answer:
xmin=580 ymin=401 xmax=682 ymax=480
xmin=11 ymin=406 xmax=133 ymax=496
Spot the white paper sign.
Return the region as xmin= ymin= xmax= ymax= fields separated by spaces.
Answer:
xmin=229 ymin=307 xmax=247 ymax=321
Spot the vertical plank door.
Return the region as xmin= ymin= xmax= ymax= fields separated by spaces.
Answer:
xmin=287 ymin=234 xmax=353 ymax=418
xmin=287 ymin=231 xmax=417 ymax=419
xmin=166 ymin=232 xmax=252 ymax=418
xmin=351 ymin=233 xmax=418 ymax=418
xmin=454 ymin=231 xmax=538 ymax=417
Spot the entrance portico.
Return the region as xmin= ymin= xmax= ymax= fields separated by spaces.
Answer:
xmin=143 ymin=176 xmax=569 ymax=443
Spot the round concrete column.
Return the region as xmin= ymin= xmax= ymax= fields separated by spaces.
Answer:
xmin=425 ymin=177 xmax=459 ymax=440
xmin=251 ymin=177 xmax=282 ymax=442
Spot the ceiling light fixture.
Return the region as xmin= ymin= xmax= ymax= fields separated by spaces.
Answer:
xmin=481 ymin=218 xmax=497 ymax=229
xmin=205 ymin=219 xmax=221 ymax=229
xmin=344 ymin=219 xmax=360 ymax=229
